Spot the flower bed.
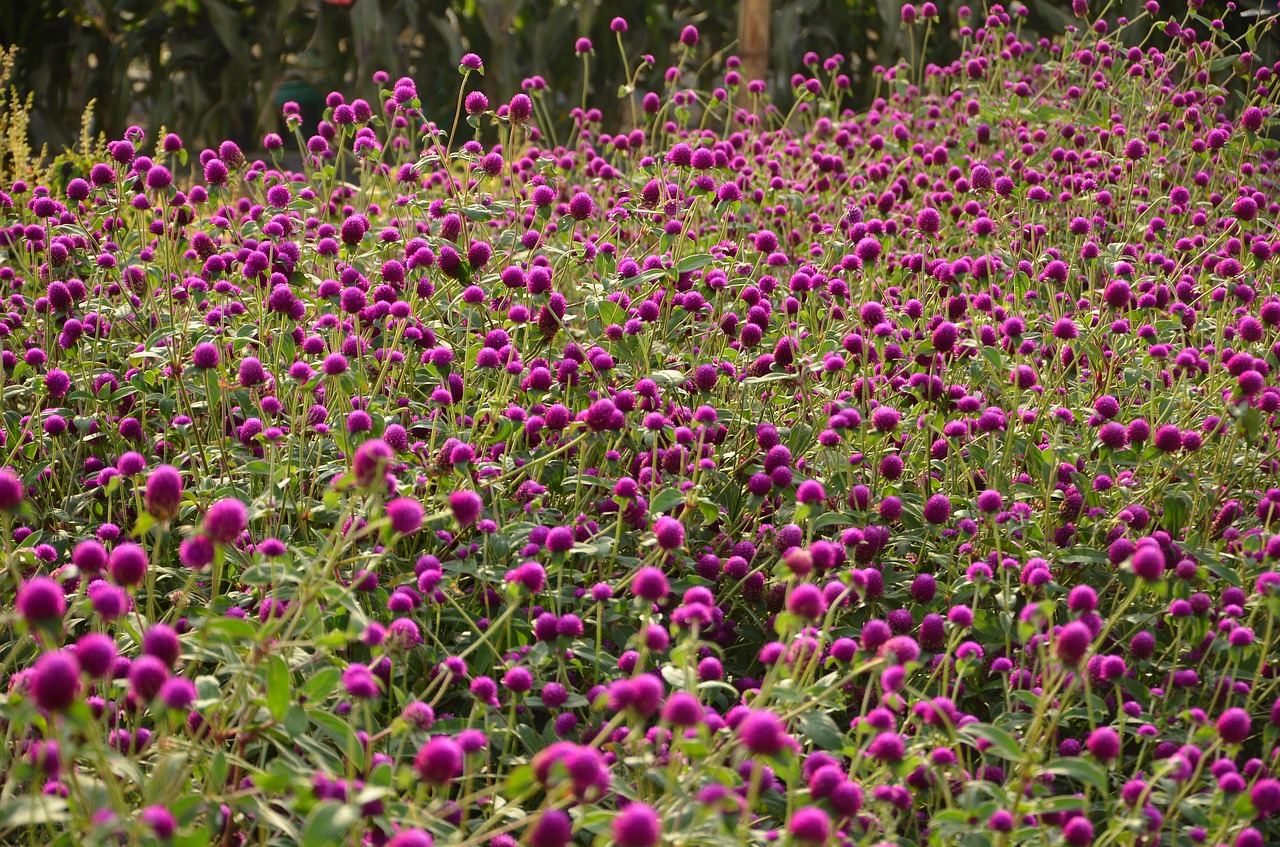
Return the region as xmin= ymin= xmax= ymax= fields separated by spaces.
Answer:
xmin=4 ymin=3 xmax=1280 ymax=847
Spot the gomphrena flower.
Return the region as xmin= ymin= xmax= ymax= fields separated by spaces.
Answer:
xmin=738 ymin=709 xmax=788 ymax=755
xmin=203 ymin=498 xmax=247 ymax=545
xmin=31 ymin=650 xmax=80 ymax=711
xmin=414 ymin=736 xmax=464 ymax=785
xmin=653 ymin=516 xmax=685 ymax=550
xmin=108 ymin=542 xmax=148 ymax=587
xmin=144 ymin=465 xmax=183 ymax=522
xmin=0 ymin=470 xmax=24 ymax=510
xmin=387 ymin=497 xmax=425 ymax=535
xmin=612 ymin=803 xmax=661 ymax=847
xmin=353 ymin=438 xmax=394 ymax=488
xmin=16 ymin=576 xmax=66 ymax=624
xmin=632 ymin=567 xmax=669 ymax=601
xmin=449 ymin=490 xmax=483 ymax=527
xmin=1055 ymin=621 xmax=1093 ymax=666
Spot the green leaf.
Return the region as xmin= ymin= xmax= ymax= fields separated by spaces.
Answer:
xmin=1162 ymin=491 xmax=1192 ymax=535
xmin=1045 ymin=757 xmax=1109 ymax=793
xmin=675 ymin=252 xmax=714 ymax=273
xmin=798 ymin=711 xmax=845 ymax=751
xmin=301 ymin=802 xmax=357 ymax=847
xmin=300 ymin=667 xmax=341 ymax=703
xmin=266 ymin=655 xmax=290 ymax=721
xmin=649 ymin=487 xmax=685 ymax=515
xmin=959 ymin=722 xmax=1024 ymax=762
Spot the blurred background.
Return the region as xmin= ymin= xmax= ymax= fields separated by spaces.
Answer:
xmin=0 ymin=0 xmax=1261 ymax=154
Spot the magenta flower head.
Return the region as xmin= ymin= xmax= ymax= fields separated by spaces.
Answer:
xmin=632 ymin=566 xmax=669 ymax=601
xmin=414 ymin=736 xmax=464 ymax=784
xmin=343 ymin=663 xmax=381 ymax=699
xmin=787 ymin=583 xmax=826 ymax=619
xmin=108 ymin=542 xmax=148 ymax=587
xmin=17 ymin=576 xmax=66 ymax=625
xmin=192 ymin=342 xmax=220 ymax=369
xmin=613 ymin=803 xmax=661 ymax=847
xmin=1131 ymin=542 xmax=1165 ymax=581
xmin=387 ymin=497 xmax=424 ymax=535
xmin=144 ymin=464 xmax=183 ymax=522
xmin=508 ymin=94 xmax=533 ymax=123
xmin=610 ymin=16 xmax=628 ymax=32
xmin=72 ymin=539 xmax=108 ymax=576
xmin=75 ymin=633 xmax=118 ymax=678
xmin=527 ymin=809 xmax=573 ymax=847
xmin=923 ymin=494 xmax=952 ymax=524
xmin=679 ymin=25 xmax=699 ymax=47
xmin=662 ymin=691 xmax=705 ymax=726
xmin=1086 ymin=726 xmax=1120 ymax=761
xmin=238 ymin=356 xmax=267 ymax=387
xmin=387 ymin=830 xmax=434 ymax=847
xmin=159 ymin=677 xmax=196 ymax=710
xmin=460 ymin=53 xmax=483 ymax=71
xmin=449 ymin=490 xmax=483 ymax=527
xmin=0 ymin=470 xmax=24 ymax=510
xmin=203 ymin=498 xmax=247 ymax=545
xmin=867 ymin=731 xmax=905 ymax=762
xmin=353 ymin=438 xmax=394 ymax=489
xmin=653 ymin=516 xmax=685 ymax=550
xmin=738 ymin=709 xmax=787 ymax=755
xmin=32 ymin=651 xmax=80 ymax=711
xmin=789 ymin=807 xmax=831 ymax=845
xmin=140 ymin=806 xmax=177 ymax=840
xmin=1252 ymin=779 xmax=1280 ymax=816
xmin=1218 ymin=707 xmax=1252 ymax=745
xmin=180 ymin=535 xmax=215 ymax=569
xmin=129 ymin=654 xmax=169 ymax=701
xmin=1055 ymin=621 xmax=1093 ymax=666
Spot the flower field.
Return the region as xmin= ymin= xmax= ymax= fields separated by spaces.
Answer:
xmin=4 ymin=2 xmax=1280 ymax=846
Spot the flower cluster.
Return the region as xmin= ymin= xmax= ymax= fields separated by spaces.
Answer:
xmin=4 ymin=5 xmax=1280 ymax=847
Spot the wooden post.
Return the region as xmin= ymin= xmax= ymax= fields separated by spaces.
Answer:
xmin=739 ymin=0 xmax=771 ymax=113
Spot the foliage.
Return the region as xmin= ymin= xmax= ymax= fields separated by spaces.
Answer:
xmin=1 ymin=3 xmax=1280 ymax=847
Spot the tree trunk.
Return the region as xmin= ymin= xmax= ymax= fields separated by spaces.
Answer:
xmin=738 ymin=0 xmax=770 ymax=113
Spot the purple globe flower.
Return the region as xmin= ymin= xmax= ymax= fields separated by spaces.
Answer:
xmin=653 ymin=516 xmax=685 ymax=550
xmin=1131 ymin=543 xmax=1165 ymax=581
xmin=923 ymin=494 xmax=952 ymax=524
xmin=17 ymin=576 xmax=66 ymax=623
xmin=343 ymin=663 xmax=381 ymax=699
xmin=387 ymin=830 xmax=435 ymax=847
xmin=414 ymin=736 xmax=464 ymax=785
xmin=1055 ymin=621 xmax=1093 ymax=666
xmin=1218 ymin=708 xmax=1252 ymax=744
xmin=449 ymin=490 xmax=483 ymax=527
xmin=1253 ymin=779 xmax=1280 ymax=815
xmin=0 ymin=470 xmax=24 ymax=510
xmin=75 ymin=633 xmax=118 ymax=678
xmin=140 ymin=806 xmax=177 ymax=839
xmin=108 ymin=542 xmax=148 ymax=587
xmin=32 ymin=651 xmax=80 ymax=711
xmin=1086 ymin=727 xmax=1120 ymax=761
xmin=788 ymin=807 xmax=831 ymax=844
xmin=613 ymin=803 xmax=661 ymax=847
xmin=203 ymin=498 xmax=247 ymax=545
xmin=144 ymin=464 xmax=183 ymax=522
xmin=387 ymin=497 xmax=424 ymax=535
xmin=129 ymin=654 xmax=169 ymax=701
xmin=632 ymin=567 xmax=669 ymax=601
xmin=738 ymin=709 xmax=787 ymax=755
xmin=353 ymin=439 xmax=394 ymax=488
xmin=180 ymin=535 xmax=215 ymax=569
